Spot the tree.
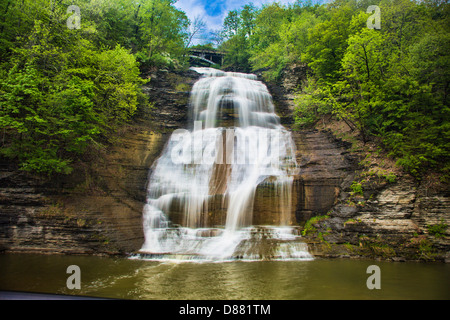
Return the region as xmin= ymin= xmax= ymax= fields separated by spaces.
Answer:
xmin=408 ymin=31 xmax=450 ymax=106
xmin=0 ymin=1 xmax=146 ymax=175
xmin=337 ymin=26 xmax=386 ymax=142
xmin=250 ymin=3 xmax=287 ymax=54
xmin=292 ymin=0 xmax=449 ymax=178
xmin=250 ymin=9 xmax=320 ymax=81
xmin=135 ymin=0 xmax=189 ymax=68
xmin=302 ymin=2 xmax=355 ymax=82
xmin=221 ymin=34 xmax=252 ymax=72
xmin=240 ymin=4 xmax=257 ymax=38
xmin=222 ymin=10 xmax=241 ymax=40
xmin=208 ymin=29 xmax=225 ymax=48
xmin=185 ymin=16 xmax=207 ymax=48
xmin=220 ymin=6 xmax=257 ymax=72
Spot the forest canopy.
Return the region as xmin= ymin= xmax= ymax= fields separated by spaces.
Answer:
xmin=218 ymin=0 xmax=449 ymax=180
xmin=0 ymin=0 xmax=190 ymax=175
xmin=0 ymin=0 xmax=448 ymax=181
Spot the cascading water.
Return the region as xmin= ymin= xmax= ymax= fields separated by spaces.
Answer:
xmin=136 ymin=67 xmax=313 ymax=261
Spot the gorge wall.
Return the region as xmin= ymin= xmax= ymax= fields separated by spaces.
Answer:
xmin=0 ymin=69 xmax=199 ymax=255
xmin=1 ymin=66 xmax=448 ymax=262
xmin=268 ymin=65 xmax=450 ymax=262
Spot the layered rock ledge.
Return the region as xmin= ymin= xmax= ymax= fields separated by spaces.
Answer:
xmin=0 ymin=70 xmax=199 ymax=255
xmin=1 ymin=68 xmax=448 ymax=262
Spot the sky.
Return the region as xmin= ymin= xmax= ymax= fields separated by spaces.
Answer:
xmin=174 ymin=0 xmax=301 ymax=44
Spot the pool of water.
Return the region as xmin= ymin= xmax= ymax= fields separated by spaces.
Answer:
xmin=0 ymin=253 xmax=449 ymax=300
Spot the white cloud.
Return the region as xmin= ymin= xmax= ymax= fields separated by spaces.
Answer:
xmin=174 ymin=0 xmax=309 ymax=45
xmin=175 ymin=0 xmax=224 ymax=31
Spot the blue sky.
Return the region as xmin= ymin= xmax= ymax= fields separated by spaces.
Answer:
xmin=174 ymin=0 xmax=303 ymax=44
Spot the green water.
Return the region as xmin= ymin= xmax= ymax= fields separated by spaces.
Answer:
xmin=0 ymin=253 xmax=449 ymax=300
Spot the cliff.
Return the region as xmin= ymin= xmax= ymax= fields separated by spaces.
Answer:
xmin=1 ymin=66 xmax=448 ymax=262
xmin=0 ymin=69 xmax=200 ymax=255
xmin=267 ymin=65 xmax=450 ymax=262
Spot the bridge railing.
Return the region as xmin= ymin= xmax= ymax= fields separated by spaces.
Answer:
xmin=189 ymin=49 xmax=226 ymax=66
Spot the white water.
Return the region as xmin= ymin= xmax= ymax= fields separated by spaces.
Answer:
xmin=138 ymin=67 xmax=312 ymax=261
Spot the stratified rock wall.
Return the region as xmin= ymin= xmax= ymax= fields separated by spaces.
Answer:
xmin=1 ymin=66 xmax=448 ymax=261
xmin=0 ymin=70 xmax=199 ymax=255
xmin=265 ymin=65 xmax=450 ymax=261
xmin=292 ymin=130 xmax=358 ymax=222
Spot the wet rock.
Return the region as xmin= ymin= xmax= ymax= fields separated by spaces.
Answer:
xmin=144 ymin=69 xmax=201 ymax=130
xmin=266 ymin=67 xmax=450 ymax=261
xmin=291 ymin=130 xmax=358 ymax=223
xmin=0 ymin=70 xmax=200 ymax=255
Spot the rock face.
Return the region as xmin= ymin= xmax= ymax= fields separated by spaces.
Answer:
xmin=0 ymin=70 xmax=199 ymax=255
xmin=265 ymin=67 xmax=358 ymax=226
xmin=309 ymin=176 xmax=450 ymax=261
xmin=143 ymin=69 xmax=200 ymax=130
xmin=265 ymin=65 xmax=450 ymax=261
xmin=292 ymin=130 xmax=358 ymax=223
xmin=1 ymin=67 xmax=448 ymax=262
xmin=0 ymin=123 xmax=168 ymax=255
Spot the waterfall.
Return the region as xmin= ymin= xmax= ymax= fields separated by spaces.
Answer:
xmin=137 ymin=67 xmax=313 ymax=261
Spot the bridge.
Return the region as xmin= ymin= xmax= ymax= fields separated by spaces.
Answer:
xmin=189 ymin=49 xmax=226 ymax=67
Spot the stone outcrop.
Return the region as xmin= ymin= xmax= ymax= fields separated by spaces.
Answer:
xmin=0 ymin=70 xmax=199 ymax=255
xmin=1 ymin=66 xmax=448 ymax=262
xmin=143 ymin=69 xmax=200 ymax=130
xmin=292 ymin=129 xmax=358 ymax=223
xmin=0 ymin=122 xmax=168 ymax=255
xmin=264 ymin=65 xmax=450 ymax=262
xmin=307 ymin=175 xmax=450 ymax=261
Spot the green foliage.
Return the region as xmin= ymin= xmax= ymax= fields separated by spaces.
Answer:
xmin=190 ymin=43 xmax=215 ymax=50
xmin=134 ymin=0 xmax=189 ymax=69
xmin=72 ymin=0 xmax=190 ymax=69
xmin=219 ymin=2 xmax=324 ymax=78
xmin=301 ymin=0 xmax=449 ymax=179
xmin=222 ymin=10 xmax=241 ymax=39
xmin=302 ymin=215 xmax=330 ymax=236
xmin=219 ymin=5 xmax=258 ymax=72
xmin=427 ymin=220 xmax=448 ymax=238
xmin=250 ymin=10 xmax=321 ymax=82
xmin=293 ymin=77 xmax=332 ymax=127
xmin=359 ymin=235 xmax=397 ymax=258
xmin=350 ymin=181 xmax=364 ymax=196
xmin=250 ymin=3 xmax=287 ymax=54
xmin=217 ymin=0 xmax=449 ymax=180
xmin=302 ymin=4 xmax=353 ymax=81
xmin=221 ymin=34 xmax=252 ymax=72
xmin=383 ymin=172 xmax=397 ymax=183
xmin=0 ymin=0 xmax=188 ymax=176
xmin=417 ymin=237 xmax=437 ymax=261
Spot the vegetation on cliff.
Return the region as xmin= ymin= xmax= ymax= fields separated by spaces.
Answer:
xmin=1 ymin=0 xmax=448 ymax=184
xmin=218 ymin=0 xmax=449 ymax=182
xmin=0 ymin=0 xmax=190 ymax=176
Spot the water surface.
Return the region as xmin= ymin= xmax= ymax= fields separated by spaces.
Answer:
xmin=1 ymin=253 xmax=448 ymax=300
